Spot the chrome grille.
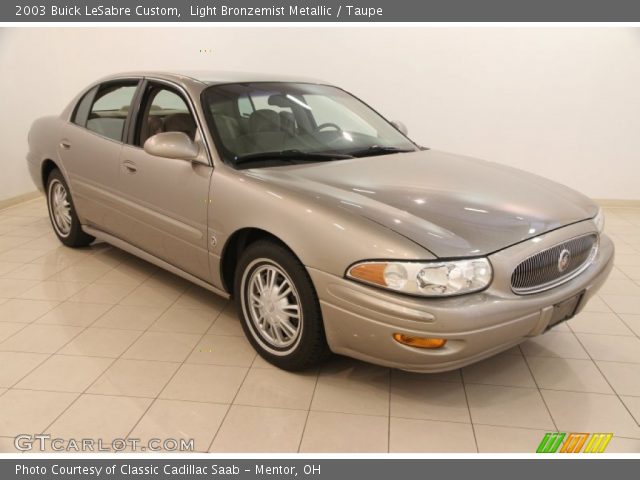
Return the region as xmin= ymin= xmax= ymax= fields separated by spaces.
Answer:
xmin=511 ymin=233 xmax=598 ymax=294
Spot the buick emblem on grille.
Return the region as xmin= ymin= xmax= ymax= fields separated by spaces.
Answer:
xmin=511 ymin=233 xmax=596 ymax=294
xmin=558 ymin=248 xmax=571 ymax=273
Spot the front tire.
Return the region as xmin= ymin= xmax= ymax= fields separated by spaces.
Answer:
xmin=46 ymin=169 xmax=94 ymax=247
xmin=234 ymin=240 xmax=330 ymax=371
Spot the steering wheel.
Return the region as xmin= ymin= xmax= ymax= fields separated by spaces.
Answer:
xmin=314 ymin=122 xmax=342 ymax=132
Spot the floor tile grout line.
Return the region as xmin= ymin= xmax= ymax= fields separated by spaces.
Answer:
xmin=2 ymin=267 xmax=131 ymax=392
xmin=386 ymin=369 xmax=391 ymax=453
xmin=199 ymin=308 xmax=262 ymax=452
xmin=568 ymin=307 xmax=640 ymax=354
xmin=20 ymin=240 xmax=104 ymax=272
xmin=204 ymin=304 xmax=259 ymax=453
xmin=1 ymin=399 xmax=639 ymax=441
xmin=460 ymin=369 xmax=480 ymax=453
xmin=31 ymin=317 xmax=130 ymax=434
xmin=0 ymin=262 xmax=30 ymax=279
xmin=0 ymin=290 xmax=115 ymax=342
xmin=0 ymin=329 xmax=249 ymax=340
xmin=0 ymin=196 xmax=45 ymax=215
xmin=204 ymin=383 xmax=245 ymax=453
xmin=34 ymin=252 xmax=188 ymax=437
xmin=7 ymin=361 xmax=633 ymax=398
xmin=123 ymin=295 xmax=230 ymax=451
xmin=295 ymin=367 xmax=320 ymax=454
xmin=0 ymin=293 xmax=246 ymax=360
xmin=566 ymin=328 xmax=637 ymax=338
xmin=610 ymin=264 xmax=635 ymax=283
xmin=597 ymin=296 xmax=640 ymax=342
xmin=520 ymin=353 xmax=560 ymax=432
xmin=571 ymin=333 xmax=640 ymax=429
xmin=0 ymin=323 xmax=36 ymax=353
xmin=0 ymin=241 xmax=127 ymax=308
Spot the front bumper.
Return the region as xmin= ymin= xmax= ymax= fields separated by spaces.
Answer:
xmin=309 ymin=221 xmax=614 ymax=372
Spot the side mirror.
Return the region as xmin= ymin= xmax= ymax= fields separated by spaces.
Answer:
xmin=391 ymin=120 xmax=408 ymax=136
xmin=143 ymin=132 xmax=199 ymax=161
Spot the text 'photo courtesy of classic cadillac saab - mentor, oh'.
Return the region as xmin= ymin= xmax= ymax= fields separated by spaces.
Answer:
xmin=26 ymin=71 xmax=614 ymax=372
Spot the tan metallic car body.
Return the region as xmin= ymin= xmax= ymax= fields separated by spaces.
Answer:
xmin=27 ymin=71 xmax=614 ymax=372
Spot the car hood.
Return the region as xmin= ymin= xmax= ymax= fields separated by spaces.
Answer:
xmin=247 ymin=149 xmax=598 ymax=257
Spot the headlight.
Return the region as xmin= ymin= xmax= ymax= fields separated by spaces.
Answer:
xmin=593 ymin=208 xmax=605 ymax=233
xmin=346 ymin=258 xmax=492 ymax=297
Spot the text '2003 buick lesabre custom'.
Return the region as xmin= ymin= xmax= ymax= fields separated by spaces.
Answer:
xmin=26 ymin=71 xmax=614 ymax=372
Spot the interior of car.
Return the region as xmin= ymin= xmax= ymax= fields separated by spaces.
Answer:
xmin=209 ymin=91 xmax=368 ymax=158
xmin=202 ymin=82 xmax=416 ymax=164
xmin=83 ymin=83 xmax=137 ymax=142
xmin=137 ymin=87 xmax=197 ymax=146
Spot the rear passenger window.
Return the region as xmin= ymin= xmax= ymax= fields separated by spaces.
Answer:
xmin=72 ymin=86 xmax=97 ymax=127
xmin=86 ymin=83 xmax=137 ymax=142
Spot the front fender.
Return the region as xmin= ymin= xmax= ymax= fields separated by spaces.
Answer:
xmin=208 ymin=165 xmax=433 ymax=289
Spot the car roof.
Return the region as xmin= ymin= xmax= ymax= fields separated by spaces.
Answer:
xmin=98 ymin=70 xmax=330 ymax=86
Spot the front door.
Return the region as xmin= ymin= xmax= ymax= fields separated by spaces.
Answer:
xmin=117 ymin=81 xmax=212 ymax=282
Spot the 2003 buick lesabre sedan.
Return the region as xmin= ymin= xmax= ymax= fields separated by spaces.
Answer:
xmin=27 ymin=71 xmax=614 ymax=372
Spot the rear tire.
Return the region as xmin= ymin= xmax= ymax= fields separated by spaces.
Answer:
xmin=234 ymin=240 xmax=330 ymax=371
xmin=46 ymin=169 xmax=94 ymax=247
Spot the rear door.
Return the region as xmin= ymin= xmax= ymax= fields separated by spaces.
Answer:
xmin=117 ymin=79 xmax=213 ymax=281
xmin=60 ymin=79 xmax=140 ymax=235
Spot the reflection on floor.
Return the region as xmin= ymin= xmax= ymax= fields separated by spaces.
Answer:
xmin=0 ymin=197 xmax=639 ymax=453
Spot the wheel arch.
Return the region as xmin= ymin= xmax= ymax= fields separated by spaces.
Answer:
xmin=220 ymin=227 xmax=302 ymax=297
xmin=41 ymin=158 xmax=60 ymax=187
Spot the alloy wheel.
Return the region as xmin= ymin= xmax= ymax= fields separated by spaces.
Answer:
xmin=48 ymin=179 xmax=72 ymax=237
xmin=243 ymin=260 xmax=303 ymax=351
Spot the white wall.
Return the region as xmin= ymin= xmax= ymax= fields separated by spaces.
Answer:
xmin=1 ymin=27 xmax=639 ymax=202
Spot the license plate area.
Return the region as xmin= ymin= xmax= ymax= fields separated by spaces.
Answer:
xmin=546 ymin=291 xmax=584 ymax=331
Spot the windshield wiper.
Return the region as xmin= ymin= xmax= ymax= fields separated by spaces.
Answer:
xmin=234 ymin=149 xmax=353 ymax=166
xmin=349 ymin=145 xmax=415 ymax=158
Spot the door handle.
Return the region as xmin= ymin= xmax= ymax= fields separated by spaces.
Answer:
xmin=59 ymin=141 xmax=71 ymax=150
xmin=122 ymin=161 xmax=137 ymax=174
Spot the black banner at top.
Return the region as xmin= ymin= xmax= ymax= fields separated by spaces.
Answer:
xmin=3 ymin=0 xmax=640 ymax=22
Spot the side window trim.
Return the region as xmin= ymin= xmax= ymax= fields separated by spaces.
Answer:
xmin=131 ymin=80 xmax=177 ymax=147
xmin=139 ymin=77 xmax=213 ymax=167
xmin=85 ymin=79 xmax=140 ymax=144
xmin=125 ymin=79 xmax=148 ymax=146
xmin=131 ymin=79 xmax=201 ymax=150
xmin=71 ymin=86 xmax=98 ymax=127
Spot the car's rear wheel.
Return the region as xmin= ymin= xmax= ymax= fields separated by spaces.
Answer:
xmin=234 ymin=240 xmax=330 ymax=371
xmin=46 ymin=169 xmax=94 ymax=247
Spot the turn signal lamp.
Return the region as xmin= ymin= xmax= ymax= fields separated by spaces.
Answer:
xmin=393 ymin=333 xmax=447 ymax=349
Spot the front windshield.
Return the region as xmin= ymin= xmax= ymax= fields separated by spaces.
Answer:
xmin=201 ymin=82 xmax=418 ymax=167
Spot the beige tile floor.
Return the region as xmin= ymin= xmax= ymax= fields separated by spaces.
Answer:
xmin=0 ymin=197 xmax=639 ymax=453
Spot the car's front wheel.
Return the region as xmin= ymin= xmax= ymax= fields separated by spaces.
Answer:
xmin=46 ymin=169 xmax=94 ymax=247
xmin=235 ymin=240 xmax=330 ymax=371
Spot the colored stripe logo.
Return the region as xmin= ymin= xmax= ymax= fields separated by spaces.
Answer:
xmin=536 ymin=432 xmax=613 ymax=453
xmin=583 ymin=433 xmax=614 ymax=453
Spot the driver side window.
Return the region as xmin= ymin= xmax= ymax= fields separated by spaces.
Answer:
xmin=136 ymin=85 xmax=196 ymax=147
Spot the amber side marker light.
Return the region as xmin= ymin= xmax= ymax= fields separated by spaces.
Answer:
xmin=393 ymin=333 xmax=447 ymax=349
xmin=349 ymin=262 xmax=387 ymax=286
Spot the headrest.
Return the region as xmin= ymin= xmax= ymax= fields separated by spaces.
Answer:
xmin=279 ymin=111 xmax=295 ymax=134
xmin=163 ymin=113 xmax=196 ymax=136
xmin=249 ymin=109 xmax=280 ymax=133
